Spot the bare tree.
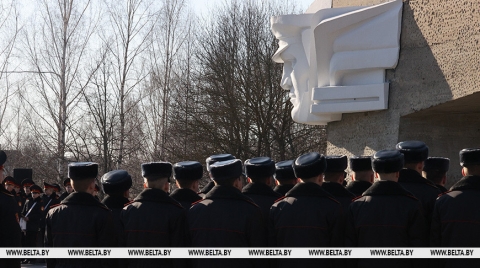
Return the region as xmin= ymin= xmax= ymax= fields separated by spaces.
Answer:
xmin=0 ymin=0 xmax=20 ymax=143
xmin=191 ymin=0 xmax=325 ymax=161
xmin=101 ymin=0 xmax=158 ymax=169
xmin=21 ymin=0 xmax=101 ymax=181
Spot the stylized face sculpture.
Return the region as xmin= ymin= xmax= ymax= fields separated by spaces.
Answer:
xmin=274 ymin=39 xmax=311 ymax=123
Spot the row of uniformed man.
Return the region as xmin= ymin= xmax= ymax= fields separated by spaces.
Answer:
xmin=1 ymin=141 xmax=480 ymax=268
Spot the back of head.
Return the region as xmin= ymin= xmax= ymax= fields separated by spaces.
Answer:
xmin=293 ymin=152 xmax=326 ymax=182
xmin=142 ymin=162 xmax=172 ymax=189
xmin=68 ymin=162 xmax=99 ymax=192
xmin=210 ymin=159 xmax=243 ymax=186
xmin=396 ymin=140 xmax=428 ymax=165
xmin=349 ymin=156 xmax=373 ymax=182
xmin=372 ymin=150 xmax=404 ymax=180
xmin=101 ymin=170 xmax=132 ymax=196
xmin=460 ymin=148 xmax=480 ymax=176
xmin=274 ymin=160 xmax=297 ymax=184
xmin=245 ymin=157 xmax=275 ymax=184
xmin=206 ymin=154 xmax=235 ymax=172
xmin=324 ymin=155 xmax=347 ymax=183
xmin=423 ymin=157 xmax=449 ymax=184
xmin=173 ymin=161 xmax=203 ymax=188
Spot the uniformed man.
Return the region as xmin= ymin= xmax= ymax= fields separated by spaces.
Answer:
xmin=21 ymin=185 xmax=44 ymax=264
xmin=270 ymin=152 xmax=344 ymax=268
xmin=101 ymin=170 xmax=132 ymax=245
xmin=198 ymin=153 xmax=235 ymax=198
xmin=52 ymin=183 xmax=61 ymax=198
xmin=45 ymin=162 xmax=115 ymax=268
xmin=431 ymin=148 xmax=480 ymax=267
xmin=322 ymin=155 xmax=356 ymax=212
xmin=273 ymin=160 xmax=297 ymax=196
xmin=346 ymin=150 xmax=427 ymax=268
xmin=423 ymin=157 xmax=449 ymax=193
xmin=121 ymin=162 xmax=186 ymax=268
xmin=188 ymin=159 xmax=267 ymax=268
xmin=170 ymin=161 xmax=203 ymax=209
xmin=21 ymin=178 xmax=35 ymax=203
xmin=42 ymin=182 xmax=60 ymax=211
xmin=345 ymin=156 xmax=374 ymax=197
xmin=59 ymin=178 xmax=74 ymax=201
xmin=0 ymin=150 xmax=22 ymax=268
xmin=241 ymin=157 xmax=281 ymax=219
xmin=396 ymin=140 xmax=441 ymax=223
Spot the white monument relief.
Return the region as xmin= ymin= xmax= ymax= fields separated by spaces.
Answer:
xmin=271 ymin=0 xmax=403 ymax=125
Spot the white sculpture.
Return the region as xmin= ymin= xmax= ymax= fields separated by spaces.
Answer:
xmin=271 ymin=0 xmax=403 ymax=125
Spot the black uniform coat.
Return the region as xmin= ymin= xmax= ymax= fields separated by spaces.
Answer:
xmin=269 ymin=182 xmax=344 ymax=268
xmin=322 ymin=181 xmax=355 ymax=212
xmin=170 ymin=188 xmax=202 ymax=209
xmin=58 ymin=192 xmax=70 ymax=202
xmin=22 ymin=196 xmax=43 ymax=232
xmin=435 ymin=184 xmax=448 ymax=193
xmin=0 ymin=187 xmax=22 ymax=268
xmin=242 ymin=182 xmax=281 ymax=220
xmin=121 ymin=188 xmax=186 ymax=268
xmin=398 ymin=169 xmax=441 ymax=223
xmin=346 ymin=180 xmax=428 ymax=268
xmin=430 ymin=175 xmax=480 ymax=267
xmin=345 ymin=180 xmax=372 ymax=197
xmin=102 ymin=195 xmax=130 ymax=245
xmin=198 ymin=181 xmax=214 ymax=198
xmin=188 ymin=185 xmax=267 ymax=268
xmin=45 ymin=192 xmax=115 ymax=268
xmin=273 ymin=184 xmax=295 ymax=196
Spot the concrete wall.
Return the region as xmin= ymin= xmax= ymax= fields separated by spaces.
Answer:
xmin=327 ymin=0 xmax=480 ymax=184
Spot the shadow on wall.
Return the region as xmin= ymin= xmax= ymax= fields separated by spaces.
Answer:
xmin=398 ymin=92 xmax=480 ymax=187
xmin=327 ymin=0 xmax=452 ymax=156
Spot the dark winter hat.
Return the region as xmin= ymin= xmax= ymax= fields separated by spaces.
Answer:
xmin=372 ymin=150 xmax=404 ymax=173
xmin=141 ymin=162 xmax=172 ymax=181
xmin=30 ymin=185 xmax=43 ymax=194
xmin=63 ymin=178 xmax=71 ymax=187
xmin=349 ymin=156 xmax=373 ymax=172
xmin=245 ymin=157 xmax=275 ymax=180
xmin=293 ymin=152 xmax=327 ymax=179
xmin=3 ymin=176 xmax=16 ymax=186
xmin=206 ymin=154 xmax=235 ymax=171
xmin=424 ymin=157 xmax=450 ymax=172
xmin=459 ymin=148 xmax=480 ymax=167
xmin=44 ymin=182 xmax=56 ymax=190
xmin=101 ymin=170 xmax=132 ymax=194
xmin=395 ymin=140 xmax=428 ymax=163
xmin=210 ymin=159 xmax=243 ymax=181
xmin=21 ymin=178 xmax=35 ymax=187
xmin=325 ymin=155 xmax=348 ymax=172
xmin=52 ymin=183 xmax=61 ymax=192
xmin=174 ymin=161 xmax=203 ymax=181
xmin=68 ymin=162 xmax=99 ymax=180
xmin=274 ymin=160 xmax=296 ymax=181
xmin=0 ymin=150 xmax=6 ymax=166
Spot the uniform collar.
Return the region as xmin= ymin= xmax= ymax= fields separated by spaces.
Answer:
xmin=322 ymin=181 xmax=355 ymax=197
xmin=273 ymin=184 xmax=295 ymax=195
xmin=204 ymin=185 xmax=257 ymax=205
xmin=134 ymin=188 xmax=182 ymax=207
xmin=450 ymin=175 xmax=480 ymax=191
xmin=398 ymin=168 xmax=437 ymax=187
xmin=61 ymin=191 xmax=109 ymax=209
xmin=285 ymin=182 xmax=334 ymax=199
xmin=170 ymin=188 xmax=202 ymax=202
xmin=101 ymin=195 xmax=130 ymax=209
xmin=362 ymin=180 xmax=415 ymax=198
xmin=242 ymin=182 xmax=281 ymax=197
